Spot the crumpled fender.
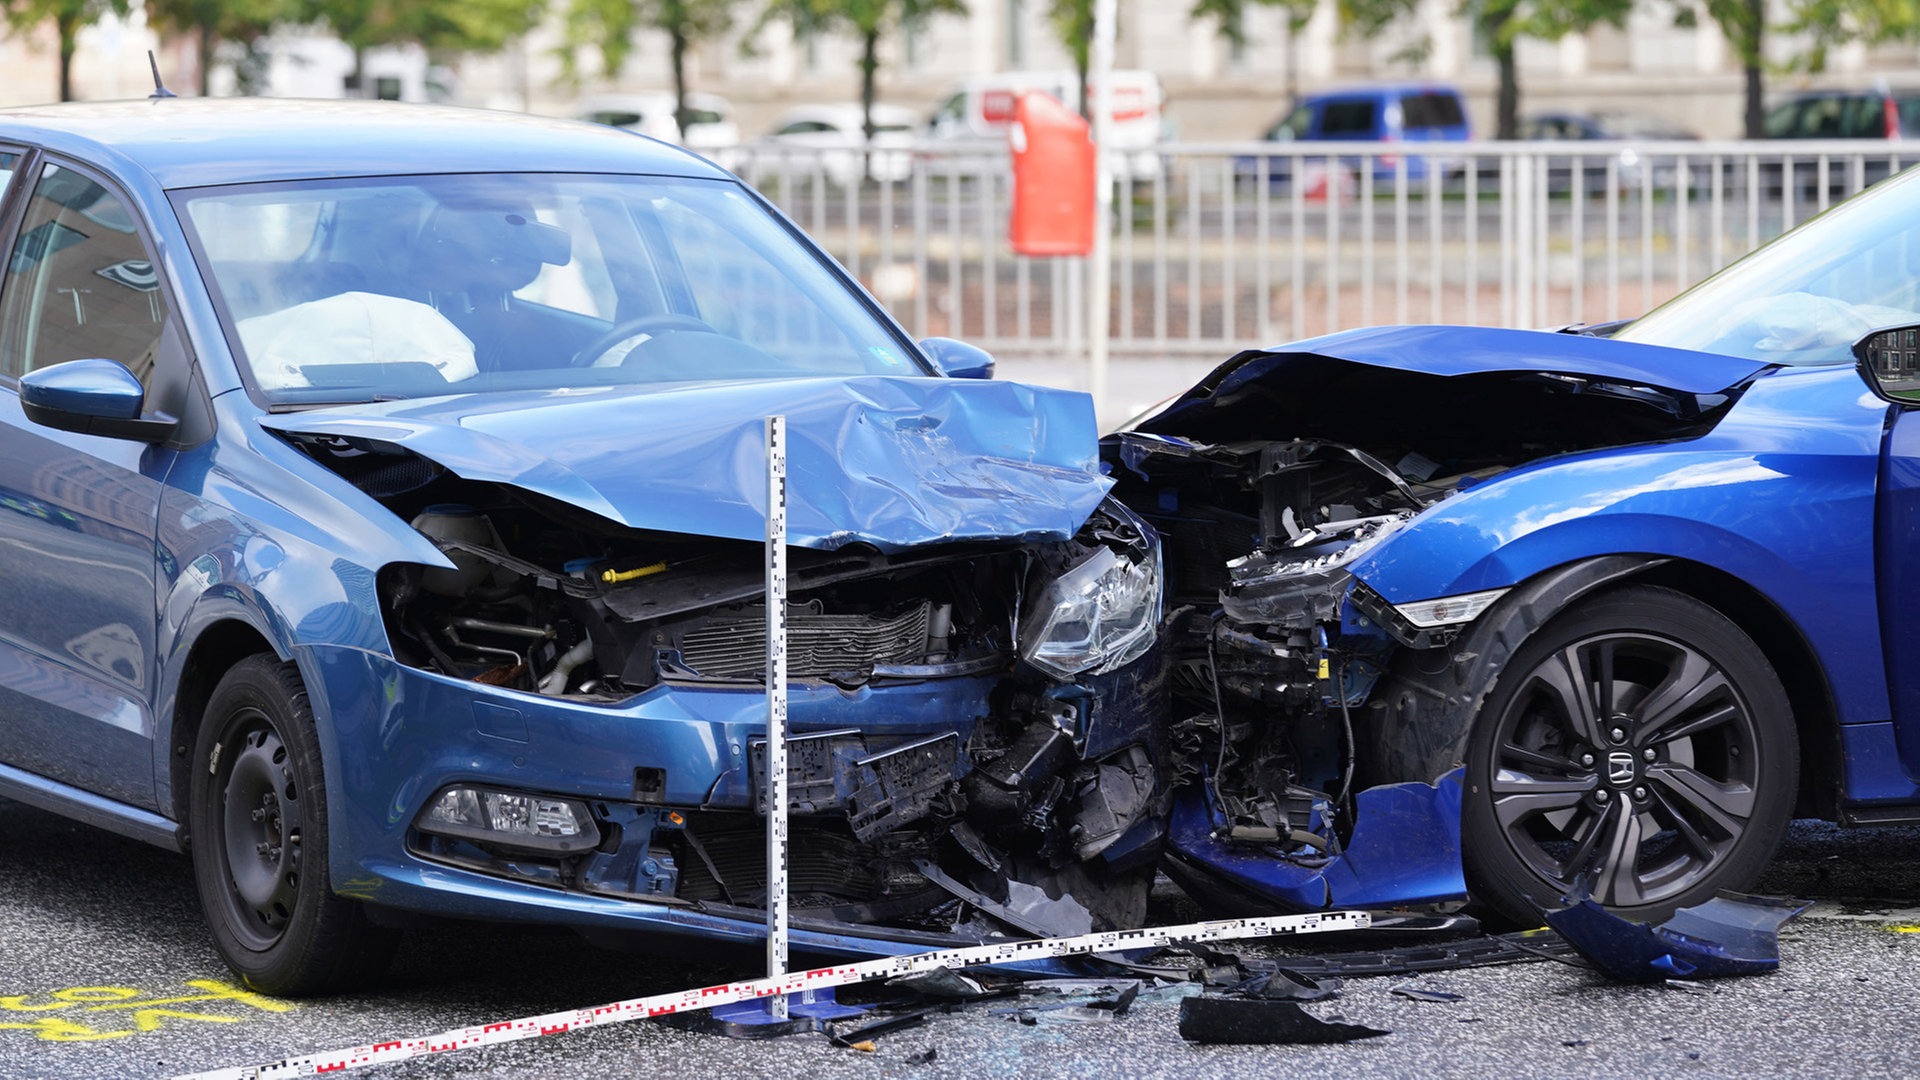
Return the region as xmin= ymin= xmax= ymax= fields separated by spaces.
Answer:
xmin=1363 ymin=555 xmax=1662 ymax=785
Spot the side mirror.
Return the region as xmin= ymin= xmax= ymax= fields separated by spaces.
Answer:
xmin=1854 ymin=324 xmax=1920 ymax=406
xmin=20 ymin=358 xmax=178 ymax=442
xmin=918 ymin=337 xmax=995 ymax=380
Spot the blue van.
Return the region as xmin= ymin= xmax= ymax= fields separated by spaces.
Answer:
xmin=1242 ymin=82 xmax=1473 ymax=186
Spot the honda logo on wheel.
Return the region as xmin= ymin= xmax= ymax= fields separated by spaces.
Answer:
xmin=1607 ymin=751 xmax=1636 ymax=786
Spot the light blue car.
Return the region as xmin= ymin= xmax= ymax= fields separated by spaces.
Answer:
xmin=0 ymin=101 xmax=1165 ymax=994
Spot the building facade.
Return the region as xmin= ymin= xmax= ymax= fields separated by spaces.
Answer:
xmin=4 ymin=0 xmax=1919 ymax=139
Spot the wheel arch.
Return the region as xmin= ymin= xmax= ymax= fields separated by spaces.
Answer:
xmin=1362 ymin=553 xmax=1841 ymax=820
xmin=1634 ymin=559 xmax=1842 ymax=821
xmin=166 ymin=619 xmax=284 ymax=832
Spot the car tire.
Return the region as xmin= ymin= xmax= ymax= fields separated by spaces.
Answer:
xmin=189 ymin=654 xmax=398 ymax=996
xmin=1461 ymin=585 xmax=1796 ymax=927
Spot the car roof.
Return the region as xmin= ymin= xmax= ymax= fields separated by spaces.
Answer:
xmin=1773 ymin=87 xmax=1919 ymax=102
xmin=0 ymin=98 xmax=731 ymax=188
xmin=1301 ymin=82 xmax=1464 ymax=102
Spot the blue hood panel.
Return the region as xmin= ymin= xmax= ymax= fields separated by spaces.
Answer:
xmin=260 ymin=376 xmax=1111 ymax=551
xmin=1137 ymin=325 xmax=1772 ymax=431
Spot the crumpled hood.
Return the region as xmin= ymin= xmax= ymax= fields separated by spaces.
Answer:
xmin=261 ymin=375 xmax=1111 ymax=551
xmin=1131 ymin=324 xmax=1772 ymax=434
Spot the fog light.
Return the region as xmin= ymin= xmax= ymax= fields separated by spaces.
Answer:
xmin=417 ymin=785 xmax=601 ymax=853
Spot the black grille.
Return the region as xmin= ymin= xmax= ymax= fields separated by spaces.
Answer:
xmin=678 ymin=602 xmax=932 ymax=679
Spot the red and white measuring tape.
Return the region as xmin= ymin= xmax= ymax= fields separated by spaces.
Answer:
xmin=179 ymin=908 xmax=1370 ymax=1079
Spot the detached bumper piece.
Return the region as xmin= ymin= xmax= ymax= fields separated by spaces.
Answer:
xmin=1177 ymin=995 xmax=1389 ymax=1045
xmin=1543 ymin=891 xmax=1813 ymax=981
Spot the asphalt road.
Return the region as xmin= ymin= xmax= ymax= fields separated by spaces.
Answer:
xmin=5 ymin=797 xmax=1920 ymax=1080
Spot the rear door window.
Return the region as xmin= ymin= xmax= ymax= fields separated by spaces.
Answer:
xmin=1318 ymin=101 xmax=1377 ymax=137
xmin=1839 ymin=95 xmax=1884 ymax=137
xmin=1402 ymin=93 xmax=1465 ymax=131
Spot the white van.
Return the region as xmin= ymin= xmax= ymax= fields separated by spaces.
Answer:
xmin=927 ymin=69 xmax=1165 ymax=178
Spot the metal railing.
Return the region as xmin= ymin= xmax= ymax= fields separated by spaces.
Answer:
xmin=737 ymin=137 xmax=1911 ymax=368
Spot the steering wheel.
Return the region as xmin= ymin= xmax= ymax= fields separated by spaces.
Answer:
xmin=571 ymin=313 xmax=720 ymax=367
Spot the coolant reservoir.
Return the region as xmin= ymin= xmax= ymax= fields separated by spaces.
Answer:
xmin=411 ymin=504 xmax=505 ymax=597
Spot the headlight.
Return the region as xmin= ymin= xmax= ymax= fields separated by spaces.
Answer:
xmin=1019 ymin=542 xmax=1162 ymax=679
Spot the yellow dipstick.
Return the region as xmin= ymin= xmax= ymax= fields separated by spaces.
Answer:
xmin=601 ymin=561 xmax=668 ymax=585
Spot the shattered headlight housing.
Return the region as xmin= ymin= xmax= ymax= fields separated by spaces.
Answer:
xmin=1230 ymin=514 xmax=1408 ymax=586
xmin=1019 ymin=541 xmax=1163 ymax=679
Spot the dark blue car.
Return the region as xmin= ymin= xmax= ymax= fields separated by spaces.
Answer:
xmin=0 ymin=101 xmax=1167 ymax=994
xmin=1109 ymin=168 xmax=1920 ymax=928
xmin=1237 ymin=82 xmax=1472 ymax=189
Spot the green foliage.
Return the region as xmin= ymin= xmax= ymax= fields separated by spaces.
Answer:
xmin=145 ymin=0 xmax=287 ymax=93
xmin=1 ymin=0 xmax=131 ymax=99
xmin=290 ymin=0 xmax=544 ymax=55
xmin=145 ymin=0 xmax=284 ymax=45
xmin=1189 ymin=0 xmax=1316 ymax=47
xmin=1783 ymin=0 xmax=1920 ymax=61
xmin=758 ymin=0 xmax=967 ymax=140
xmin=1046 ymin=0 xmax=1093 ymax=77
xmin=558 ymin=0 xmax=740 ymax=84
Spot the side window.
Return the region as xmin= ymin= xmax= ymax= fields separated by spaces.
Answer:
xmin=1319 ymin=101 xmax=1377 ymax=137
xmin=0 ymin=163 xmax=170 ymax=390
xmin=1267 ymin=106 xmax=1312 ymax=141
xmin=0 ymin=151 xmax=18 ymax=198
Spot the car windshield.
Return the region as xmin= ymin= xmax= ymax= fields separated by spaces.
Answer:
xmin=1615 ymin=168 xmax=1920 ymax=367
xmin=172 ymin=173 xmax=923 ymax=405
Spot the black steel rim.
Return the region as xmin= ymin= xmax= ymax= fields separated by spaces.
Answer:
xmin=214 ymin=711 xmax=303 ymax=951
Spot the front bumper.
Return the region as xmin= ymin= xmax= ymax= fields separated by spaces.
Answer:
xmin=296 ymin=641 xmax=1156 ymax=953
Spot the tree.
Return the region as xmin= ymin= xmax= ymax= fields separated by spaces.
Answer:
xmin=1676 ymin=0 xmax=1919 ymax=139
xmin=759 ymin=0 xmax=969 ymax=143
xmin=1189 ymin=0 xmax=1316 ymax=103
xmin=1 ymin=0 xmax=130 ymax=101
xmin=291 ymin=0 xmax=545 ymax=96
xmin=1339 ymin=0 xmax=1631 ymax=139
xmin=560 ymin=0 xmax=742 ymax=134
xmin=145 ymin=0 xmax=286 ymax=95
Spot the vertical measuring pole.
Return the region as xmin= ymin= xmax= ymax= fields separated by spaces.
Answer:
xmin=1087 ymin=0 xmax=1117 ymax=421
xmin=763 ymin=415 xmax=789 ymax=1019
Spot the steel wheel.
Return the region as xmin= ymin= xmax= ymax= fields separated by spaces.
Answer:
xmin=1463 ymin=585 xmax=1796 ymax=925
xmin=189 ymin=654 xmax=397 ymax=995
xmin=215 ymin=720 xmax=303 ymax=949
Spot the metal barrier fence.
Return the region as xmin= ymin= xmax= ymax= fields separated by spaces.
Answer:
xmin=736 ymin=138 xmax=1911 ymax=369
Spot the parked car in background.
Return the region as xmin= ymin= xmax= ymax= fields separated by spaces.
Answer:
xmin=1518 ymin=110 xmax=1699 ymax=192
xmin=744 ymin=104 xmax=917 ymax=186
xmin=925 ymin=69 xmax=1166 ymax=180
xmin=0 ymin=99 xmax=1167 ymax=995
xmin=1113 ymin=162 xmax=1920 ymax=929
xmin=1239 ymin=82 xmax=1472 ymax=189
xmin=1758 ymin=87 xmax=1920 ymax=196
xmin=1765 ymin=87 xmax=1920 ymax=141
xmin=575 ymin=92 xmax=741 ymax=169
